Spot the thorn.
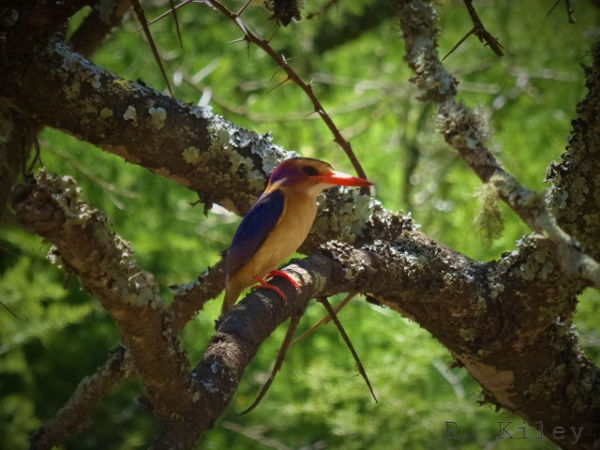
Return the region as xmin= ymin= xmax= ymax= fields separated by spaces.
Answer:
xmin=226 ymin=35 xmax=247 ymax=45
xmin=545 ymin=0 xmax=561 ymax=18
xmin=266 ymin=24 xmax=280 ymax=43
xmin=137 ymin=0 xmax=193 ymax=30
xmin=318 ymin=297 xmax=378 ymax=403
xmin=292 ymin=292 xmax=355 ymax=346
xmin=442 ymin=28 xmax=474 ymax=61
xmin=236 ymin=0 xmax=253 ymax=16
xmin=266 ymin=76 xmax=290 ymax=94
xmin=240 ymin=309 xmax=304 ymax=414
xmin=268 ymin=68 xmax=280 ymax=84
xmin=168 ymin=0 xmax=184 ymax=48
xmin=131 ymin=0 xmax=174 ymax=97
xmin=0 ymin=301 xmax=18 ymax=319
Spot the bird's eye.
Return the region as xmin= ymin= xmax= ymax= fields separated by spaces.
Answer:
xmin=301 ymin=166 xmax=318 ymax=176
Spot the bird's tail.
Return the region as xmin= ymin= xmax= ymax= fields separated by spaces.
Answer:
xmin=221 ymin=282 xmax=242 ymax=315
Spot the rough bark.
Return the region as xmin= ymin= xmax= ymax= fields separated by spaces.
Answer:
xmin=546 ymin=43 xmax=600 ymax=260
xmin=1 ymin=1 xmax=600 ymax=449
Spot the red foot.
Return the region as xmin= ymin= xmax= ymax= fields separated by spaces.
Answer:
xmin=266 ymin=270 xmax=300 ymax=288
xmin=252 ymin=275 xmax=287 ymax=300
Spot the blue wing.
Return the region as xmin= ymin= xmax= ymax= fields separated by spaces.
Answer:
xmin=225 ymin=189 xmax=285 ymax=277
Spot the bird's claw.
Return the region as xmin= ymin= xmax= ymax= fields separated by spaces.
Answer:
xmin=266 ymin=270 xmax=300 ymax=289
xmin=252 ymin=275 xmax=287 ymax=300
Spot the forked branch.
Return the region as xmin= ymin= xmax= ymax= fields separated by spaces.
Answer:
xmin=203 ymin=0 xmax=368 ymax=180
xmin=396 ymin=0 xmax=600 ymax=289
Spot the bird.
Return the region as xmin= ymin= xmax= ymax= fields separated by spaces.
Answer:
xmin=221 ymin=157 xmax=373 ymax=314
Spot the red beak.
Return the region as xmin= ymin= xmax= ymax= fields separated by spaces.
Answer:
xmin=317 ymin=171 xmax=373 ymax=187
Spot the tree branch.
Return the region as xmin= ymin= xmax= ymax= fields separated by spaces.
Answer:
xmin=0 ymin=38 xmax=290 ymax=215
xmin=462 ymin=0 xmax=503 ymax=57
xmin=546 ymin=41 xmax=600 ymax=260
xmin=0 ymin=0 xmax=92 ymax=72
xmin=30 ymin=346 xmax=131 ymax=450
xmin=11 ymin=167 xmax=600 ymax=447
xmin=10 ymin=171 xmax=204 ymax=448
xmin=3 ymin=12 xmax=600 ymax=447
xmin=204 ymin=0 xmax=368 ymax=181
xmin=30 ymin=255 xmax=226 ymax=448
xmin=396 ymin=0 xmax=600 ymax=289
xmin=69 ymin=0 xmax=132 ymax=57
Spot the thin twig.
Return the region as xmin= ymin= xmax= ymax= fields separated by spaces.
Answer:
xmin=291 ymin=292 xmax=356 ymax=346
xmin=549 ymin=0 xmax=577 ymax=23
xmin=462 ymin=0 xmax=503 ymax=57
xmin=130 ymin=0 xmax=174 ymax=96
xmin=240 ymin=307 xmax=305 ymax=415
xmin=168 ymin=0 xmax=184 ymax=48
xmin=317 ymin=297 xmax=377 ymax=403
xmin=0 ymin=300 xmax=18 ymax=318
xmin=545 ymin=0 xmax=562 ymax=19
xmin=203 ymin=0 xmax=368 ymax=181
xmin=565 ymin=0 xmax=575 ymax=23
xmin=442 ymin=28 xmax=474 ymax=61
xmin=143 ymin=0 xmax=193 ymax=28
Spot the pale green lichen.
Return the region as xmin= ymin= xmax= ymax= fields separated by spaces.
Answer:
xmin=182 ymin=146 xmax=202 ymax=165
xmin=36 ymin=171 xmax=96 ymax=224
xmin=206 ymin=118 xmax=265 ymax=191
xmin=64 ymin=80 xmax=81 ymax=100
xmin=100 ymin=107 xmax=113 ymax=119
xmin=35 ymin=170 xmax=162 ymax=309
xmin=148 ymin=106 xmax=167 ymax=129
xmin=192 ymin=391 xmax=201 ymax=403
xmin=54 ymin=39 xmax=106 ymax=95
xmin=311 ymin=271 xmax=328 ymax=292
xmin=459 ymin=327 xmax=477 ymax=342
xmin=90 ymin=73 xmax=101 ymax=89
xmin=516 ymin=236 xmax=555 ymax=282
xmin=207 ymin=120 xmax=232 ymax=153
xmin=314 ymin=190 xmax=379 ymax=242
xmin=546 ymin=184 xmax=568 ymax=211
xmin=123 ymin=105 xmax=137 ymax=121
xmin=488 ymin=278 xmax=504 ymax=299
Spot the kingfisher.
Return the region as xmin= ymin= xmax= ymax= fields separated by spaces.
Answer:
xmin=222 ymin=157 xmax=372 ymax=313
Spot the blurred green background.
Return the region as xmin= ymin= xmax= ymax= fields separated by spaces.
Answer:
xmin=1 ymin=0 xmax=599 ymax=448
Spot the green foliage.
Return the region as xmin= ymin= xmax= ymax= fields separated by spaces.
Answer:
xmin=1 ymin=0 xmax=600 ymax=448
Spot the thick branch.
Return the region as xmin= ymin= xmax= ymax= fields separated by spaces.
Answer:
xmin=10 ymin=171 xmax=202 ymax=448
xmin=396 ymin=0 xmax=600 ymax=288
xmin=196 ymin=233 xmax=600 ymax=448
xmin=69 ymin=0 xmax=132 ymax=57
xmin=0 ymin=38 xmax=289 ymax=215
xmin=32 ymin=258 xmax=226 ymax=449
xmin=0 ymin=105 xmax=34 ymax=214
xmin=12 ymin=168 xmax=600 ymax=448
xmin=0 ymin=0 xmax=91 ymax=72
xmin=4 ymin=13 xmax=599 ymax=448
xmin=546 ymin=41 xmax=600 ymax=259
